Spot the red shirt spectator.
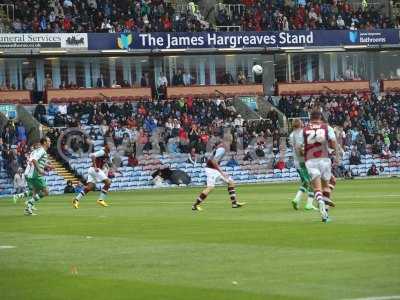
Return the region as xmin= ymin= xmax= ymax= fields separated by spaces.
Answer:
xmin=125 ymin=18 xmax=135 ymax=30
xmin=163 ymin=17 xmax=172 ymax=31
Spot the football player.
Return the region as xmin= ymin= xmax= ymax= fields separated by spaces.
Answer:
xmin=302 ymin=111 xmax=337 ymax=222
xmin=288 ymin=118 xmax=317 ymax=211
xmin=192 ymin=141 xmax=245 ymax=211
xmin=72 ymin=143 xmax=112 ymax=208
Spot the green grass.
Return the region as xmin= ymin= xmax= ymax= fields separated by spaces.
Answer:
xmin=0 ymin=178 xmax=399 ymax=300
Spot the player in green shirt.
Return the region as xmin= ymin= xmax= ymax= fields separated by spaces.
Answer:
xmin=288 ymin=119 xmax=317 ymax=211
xmin=20 ymin=137 xmax=52 ymax=216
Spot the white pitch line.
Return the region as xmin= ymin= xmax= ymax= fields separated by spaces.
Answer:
xmin=343 ymin=296 xmax=400 ymax=300
xmin=0 ymin=245 xmax=15 ymax=249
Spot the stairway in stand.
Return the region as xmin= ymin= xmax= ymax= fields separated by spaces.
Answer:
xmin=48 ymin=155 xmax=80 ymax=185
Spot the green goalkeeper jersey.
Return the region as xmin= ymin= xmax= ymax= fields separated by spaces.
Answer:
xmin=24 ymin=147 xmax=48 ymax=179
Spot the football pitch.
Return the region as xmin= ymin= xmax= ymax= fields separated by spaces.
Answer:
xmin=0 ymin=178 xmax=399 ymax=300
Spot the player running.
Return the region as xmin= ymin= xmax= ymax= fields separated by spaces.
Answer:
xmin=192 ymin=141 xmax=245 ymax=211
xmin=288 ymin=118 xmax=317 ymax=211
xmin=302 ymin=111 xmax=337 ymax=223
xmin=72 ymin=144 xmax=112 ymax=208
xmin=17 ymin=137 xmax=52 ymax=216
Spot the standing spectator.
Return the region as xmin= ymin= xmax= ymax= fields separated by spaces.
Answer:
xmin=34 ymin=101 xmax=47 ymax=123
xmin=141 ymin=73 xmax=148 ymax=87
xmin=13 ymin=168 xmax=26 ymax=195
xmin=237 ymin=71 xmax=246 ymax=84
xmin=183 ymin=71 xmax=193 ymax=86
xmin=44 ymin=73 xmax=53 ymax=89
xmin=97 ymin=74 xmax=105 ymax=87
xmin=16 ymin=122 xmax=27 ymax=144
xmin=158 ymin=72 xmax=168 ymax=87
xmin=24 ymin=73 xmax=35 ymax=91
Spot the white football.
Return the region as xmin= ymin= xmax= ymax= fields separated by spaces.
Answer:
xmin=252 ymin=64 xmax=263 ymax=75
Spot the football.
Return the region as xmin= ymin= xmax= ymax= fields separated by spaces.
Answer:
xmin=252 ymin=64 xmax=263 ymax=75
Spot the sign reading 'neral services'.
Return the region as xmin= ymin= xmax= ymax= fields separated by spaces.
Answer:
xmin=0 ymin=33 xmax=88 ymax=49
xmin=88 ymin=30 xmax=400 ymax=51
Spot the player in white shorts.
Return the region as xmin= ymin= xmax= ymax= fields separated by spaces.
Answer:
xmin=302 ymin=111 xmax=337 ymax=223
xmin=72 ymin=144 xmax=112 ymax=208
xmin=192 ymin=141 xmax=245 ymax=211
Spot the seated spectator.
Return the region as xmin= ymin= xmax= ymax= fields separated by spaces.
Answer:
xmin=111 ymin=80 xmax=121 ymax=88
xmin=13 ymin=168 xmax=26 ymax=194
xmin=187 ymin=148 xmax=198 ymax=165
xmin=222 ymin=72 xmax=234 ymax=84
xmin=255 ymin=142 xmax=265 ymax=157
xmin=275 ymin=160 xmax=285 ymax=171
xmin=64 ymin=180 xmax=75 ymax=194
xmin=226 ymin=155 xmax=239 ymax=168
xmin=128 ymin=154 xmax=139 ymax=167
xmin=367 ymin=164 xmax=379 ymax=176
xmin=243 ymin=150 xmax=253 ymax=161
xmin=349 ymin=149 xmax=361 ymax=165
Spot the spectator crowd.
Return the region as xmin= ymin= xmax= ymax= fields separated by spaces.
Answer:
xmin=33 ymin=96 xmax=282 ymax=166
xmin=0 ymin=0 xmax=398 ymax=34
xmin=0 ymin=119 xmax=29 ymax=179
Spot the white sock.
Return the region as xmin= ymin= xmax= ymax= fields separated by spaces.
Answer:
xmin=318 ymin=200 xmax=328 ymax=219
xmin=306 ymin=195 xmax=314 ymax=207
xmin=294 ymin=190 xmax=304 ymax=202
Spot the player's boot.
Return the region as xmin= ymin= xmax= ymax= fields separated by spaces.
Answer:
xmin=323 ymin=198 xmax=336 ymax=207
xmin=24 ymin=207 xmax=37 ymax=216
xmin=192 ymin=204 xmax=203 ymax=211
xmin=291 ymin=199 xmax=299 ymax=210
xmin=96 ymin=199 xmax=108 ymax=207
xmin=318 ymin=201 xmax=329 ymax=223
xmin=24 ymin=200 xmax=37 ymax=211
xmin=232 ymin=202 xmax=246 ymax=208
xmin=72 ymin=199 xmax=79 ymax=209
xmin=322 ymin=216 xmax=331 ymax=223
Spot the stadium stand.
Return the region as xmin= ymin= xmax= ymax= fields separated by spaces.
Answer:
xmin=0 ymin=0 xmax=396 ymax=34
xmin=6 ymin=92 xmax=392 ymax=193
xmin=0 ymin=90 xmax=399 ymax=196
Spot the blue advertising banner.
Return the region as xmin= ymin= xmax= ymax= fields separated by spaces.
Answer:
xmin=88 ymin=30 xmax=400 ymax=51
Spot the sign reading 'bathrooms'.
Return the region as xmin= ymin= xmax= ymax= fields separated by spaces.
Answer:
xmin=88 ymin=29 xmax=399 ymax=51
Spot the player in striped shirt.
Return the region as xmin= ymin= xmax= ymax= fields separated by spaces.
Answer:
xmin=288 ymin=119 xmax=317 ymax=211
xmin=17 ymin=137 xmax=52 ymax=216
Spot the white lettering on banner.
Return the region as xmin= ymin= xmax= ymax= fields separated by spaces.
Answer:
xmin=139 ymin=34 xmax=165 ymax=47
xmin=359 ymin=32 xmax=386 ymax=43
xmin=138 ymin=32 xmax=316 ymax=49
xmin=167 ymin=35 xmax=205 ymax=48
xmin=279 ymin=32 xmax=314 ymax=44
